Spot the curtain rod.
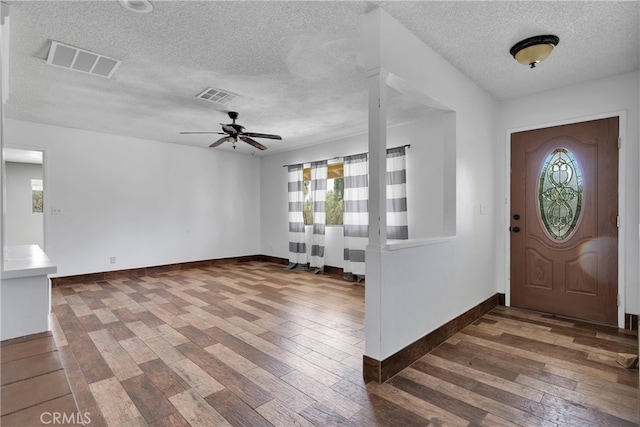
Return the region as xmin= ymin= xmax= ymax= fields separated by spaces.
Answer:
xmin=282 ymin=144 xmax=410 ymax=168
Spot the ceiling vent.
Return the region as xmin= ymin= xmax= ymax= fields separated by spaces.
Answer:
xmin=46 ymin=41 xmax=121 ymax=79
xmin=196 ymin=87 xmax=237 ymax=105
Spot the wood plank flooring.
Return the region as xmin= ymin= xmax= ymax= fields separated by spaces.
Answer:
xmin=1 ymin=331 xmax=81 ymax=426
xmin=14 ymin=261 xmax=640 ymax=426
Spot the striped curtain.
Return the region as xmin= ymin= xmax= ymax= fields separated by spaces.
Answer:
xmin=343 ymin=153 xmax=368 ymax=281
xmin=309 ymin=161 xmax=327 ymax=273
xmin=387 ymin=146 xmax=408 ymax=240
xmin=288 ymin=164 xmax=307 ymax=268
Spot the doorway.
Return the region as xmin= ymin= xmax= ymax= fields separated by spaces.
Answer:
xmin=3 ymin=147 xmax=45 ymax=250
xmin=510 ymin=117 xmax=619 ymax=325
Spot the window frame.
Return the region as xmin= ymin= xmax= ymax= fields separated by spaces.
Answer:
xmin=31 ymin=178 xmax=43 ymax=213
xmin=303 ymin=162 xmax=344 ymax=227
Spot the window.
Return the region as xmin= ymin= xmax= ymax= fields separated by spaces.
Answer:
xmin=31 ymin=179 xmax=43 ymax=213
xmin=303 ymin=163 xmax=343 ymax=226
xmin=538 ymin=148 xmax=582 ymax=240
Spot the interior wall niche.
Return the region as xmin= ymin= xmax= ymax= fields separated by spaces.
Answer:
xmin=3 ymin=148 xmax=45 ymax=249
xmin=386 ymin=77 xmax=456 ymax=240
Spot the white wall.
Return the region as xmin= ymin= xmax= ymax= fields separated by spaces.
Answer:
xmin=1 ymin=2 xmax=8 ymax=266
xmin=260 ymin=113 xmax=447 ymax=267
xmin=260 ymin=132 xmax=367 ymax=264
xmin=5 ymin=119 xmax=262 ymax=277
xmin=362 ymin=9 xmax=497 ymax=360
xmin=5 ymin=161 xmax=43 ymax=248
xmin=495 ymin=71 xmax=640 ymax=316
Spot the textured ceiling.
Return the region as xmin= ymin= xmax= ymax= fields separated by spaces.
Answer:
xmin=5 ymin=1 xmax=639 ymax=155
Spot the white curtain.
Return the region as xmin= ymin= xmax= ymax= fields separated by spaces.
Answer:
xmin=387 ymin=146 xmax=408 ymax=240
xmin=287 ymin=164 xmax=307 ymax=268
xmin=309 ymin=161 xmax=327 ymax=273
xmin=343 ymin=153 xmax=368 ymax=281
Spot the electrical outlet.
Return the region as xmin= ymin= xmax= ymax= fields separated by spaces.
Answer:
xmin=51 ymin=206 xmax=63 ymax=215
xmin=110 ymin=256 xmax=116 ymax=264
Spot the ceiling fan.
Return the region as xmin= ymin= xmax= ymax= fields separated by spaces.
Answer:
xmin=180 ymin=111 xmax=282 ymax=150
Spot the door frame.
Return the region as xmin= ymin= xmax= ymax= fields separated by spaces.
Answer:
xmin=504 ymin=111 xmax=627 ymax=328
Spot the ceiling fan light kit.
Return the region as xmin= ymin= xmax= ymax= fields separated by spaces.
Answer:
xmin=180 ymin=111 xmax=282 ymax=151
xmin=510 ymin=35 xmax=559 ymax=68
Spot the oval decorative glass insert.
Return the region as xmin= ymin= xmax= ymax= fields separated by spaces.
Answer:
xmin=538 ymin=148 xmax=583 ymax=240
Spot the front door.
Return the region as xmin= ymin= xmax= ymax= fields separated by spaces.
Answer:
xmin=510 ymin=117 xmax=619 ymax=325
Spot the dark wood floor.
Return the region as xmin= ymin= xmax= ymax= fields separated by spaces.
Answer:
xmin=1 ymin=331 xmax=80 ymax=426
xmin=3 ymin=261 xmax=638 ymax=426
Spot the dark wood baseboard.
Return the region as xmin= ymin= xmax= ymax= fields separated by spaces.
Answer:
xmin=363 ymin=293 xmax=500 ymax=384
xmin=51 ymin=255 xmax=261 ymax=287
xmin=263 ymin=256 xmax=345 ymax=278
xmin=498 ymin=293 xmax=506 ymax=306
xmin=51 ymin=254 xmax=346 ymax=287
xmin=323 ymin=265 xmax=343 ymax=277
xmin=625 ymin=313 xmax=638 ymax=331
xmin=257 ymin=255 xmax=289 ymax=266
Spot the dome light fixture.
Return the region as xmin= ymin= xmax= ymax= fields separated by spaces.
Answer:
xmin=510 ymin=35 xmax=559 ymax=68
xmin=118 ymin=0 xmax=153 ymax=14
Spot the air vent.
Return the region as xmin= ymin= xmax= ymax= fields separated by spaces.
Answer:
xmin=196 ymin=87 xmax=237 ymax=105
xmin=46 ymin=41 xmax=121 ymax=79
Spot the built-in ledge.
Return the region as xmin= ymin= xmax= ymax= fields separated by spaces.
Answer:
xmin=384 ymin=236 xmax=453 ymax=251
xmin=3 ymin=244 xmax=57 ymax=279
xmin=2 ymin=245 xmax=57 ymax=341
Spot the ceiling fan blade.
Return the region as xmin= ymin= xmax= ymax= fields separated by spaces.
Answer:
xmin=180 ymin=131 xmax=226 ymax=135
xmin=209 ymin=137 xmax=231 ymax=148
xmin=240 ymin=136 xmax=268 ymax=151
xmin=242 ymin=132 xmax=282 ymax=140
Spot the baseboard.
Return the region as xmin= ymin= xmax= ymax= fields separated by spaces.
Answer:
xmin=51 ymin=254 xmax=346 ymax=287
xmin=243 ymin=255 xmax=344 ymax=277
xmin=625 ymin=313 xmax=638 ymax=331
xmin=51 ymin=255 xmax=262 ymax=287
xmin=363 ymin=293 xmax=499 ymax=384
xmin=257 ymin=255 xmax=289 ymax=266
xmin=498 ymin=293 xmax=506 ymax=306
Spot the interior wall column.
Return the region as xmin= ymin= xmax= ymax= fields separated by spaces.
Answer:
xmin=361 ymin=8 xmax=388 ymax=363
xmin=363 ymin=65 xmax=388 ymax=362
xmin=0 ymin=1 xmax=8 ymax=266
xmin=367 ymin=67 xmax=388 ymax=249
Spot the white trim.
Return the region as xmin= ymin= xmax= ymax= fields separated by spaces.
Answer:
xmin=504 ymin=110 xmax=627 ymax=328
xmin=383 ymin=236 xmax=453 ymax=251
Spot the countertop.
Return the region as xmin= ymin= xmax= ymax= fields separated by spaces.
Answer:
xmin=2 ymin=245 xmax=57 ymax=280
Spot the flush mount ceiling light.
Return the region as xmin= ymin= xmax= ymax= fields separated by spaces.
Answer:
xmin=510 ymin=35 xmax=559 ymax=68
xmin=118 ymin=0 xmax=153 ymax=13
